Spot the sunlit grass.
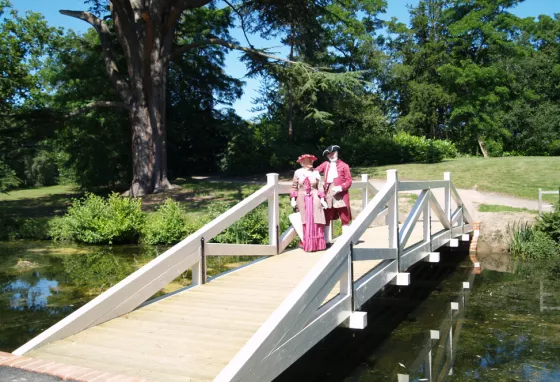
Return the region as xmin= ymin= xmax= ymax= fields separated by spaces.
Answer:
xmin=0 ymin=184 xmax=79 ymax=201
xmin=354 ymin=156 xmax=560 ymax=200
xmin=479 ymin=204 xmax=536 ymax=213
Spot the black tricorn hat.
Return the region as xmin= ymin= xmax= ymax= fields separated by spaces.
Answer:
xmin=322 ymin=145 xmax=340 ymax=156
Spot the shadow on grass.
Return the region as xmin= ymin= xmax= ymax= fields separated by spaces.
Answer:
xmin=0 ymin=177 xmax=267 ymax=219
xmin=0 ymin=193 xmax=83 ymax=219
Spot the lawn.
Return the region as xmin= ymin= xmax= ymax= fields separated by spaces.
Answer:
xmin=354 ymin=156 xmax=559 ymax=201
xmin=478 ymin=204 xmax=536 ymax=213
xmin=0 ymin=179 xmax=263 ymax=220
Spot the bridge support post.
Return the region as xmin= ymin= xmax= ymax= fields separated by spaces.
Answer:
xmin=386 ymin=170 xmax=400 ymax=270
xmin=444 ymin=172 xmax=451 ymax=223
xmin=267 ymin=173 xmax=279 ymax=251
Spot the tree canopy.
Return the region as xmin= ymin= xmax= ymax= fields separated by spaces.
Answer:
xmin=0 ymin=0 xmax=558 ymax=192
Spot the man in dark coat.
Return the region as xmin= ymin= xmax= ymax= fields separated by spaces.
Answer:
xmin=315 ymin=145 xmax=352 ymax=234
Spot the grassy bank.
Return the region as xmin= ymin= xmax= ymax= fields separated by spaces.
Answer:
xmin=355 ymin=156 xmax=559 ymax=200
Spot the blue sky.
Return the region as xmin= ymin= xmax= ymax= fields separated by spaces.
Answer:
xmin=10 ymin=0 xmax=560 ymax=119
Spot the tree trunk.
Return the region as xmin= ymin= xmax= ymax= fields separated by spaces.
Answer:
xmin=120 ymin=2 xmax=178 ymax=196
xmin=477 ymin=136 xmax=489 ymax=158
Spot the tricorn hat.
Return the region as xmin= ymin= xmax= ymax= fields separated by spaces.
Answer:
xmin=322 ymin=145 xmax=340 ymax=156
xmin=296 ymin=154 xmax=318 ymax=163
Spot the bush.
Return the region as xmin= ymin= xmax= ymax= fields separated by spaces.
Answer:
xmin=508 ymin=220 xmax=559 ymax=261
xmin=549 ymin=140 xmax=560 ymax=156
xmin=142 ymin=199 xmax=201 ymax=245
xmin=28 ymin=151 xmax=59 ymax=187
xmin=484 ymin=139 xmax=503 ymax=157
xmin=342 ymin=132 xmax=457 ymax=166
xmin=519 ymin=231 xmax=559 ymax=260
xmin=0 ymin=215 xmax=50 ymax=240
xmin=535 ymin=204 xmax=560 ymax=243
xmin=207 ymin=202 xmax=270 ymax=245
xmin=50 ymin=192 xmax=144 ymax=244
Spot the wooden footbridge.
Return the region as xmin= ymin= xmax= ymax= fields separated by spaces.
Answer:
xmin=13 ymin=170 xmax=474 ymax=382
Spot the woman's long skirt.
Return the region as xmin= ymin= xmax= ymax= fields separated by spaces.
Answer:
xmin=302 ymin=194 xmax=326 ymax=252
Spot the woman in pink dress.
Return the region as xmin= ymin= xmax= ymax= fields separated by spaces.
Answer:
xmin=290 ymin=154 xmax=328 ymax=252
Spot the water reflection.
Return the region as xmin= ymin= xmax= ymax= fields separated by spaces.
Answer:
xmin=3 ymin=278 xmax=59 ymax=311
xmin=275 ymin=250 xmax=560 ymax=382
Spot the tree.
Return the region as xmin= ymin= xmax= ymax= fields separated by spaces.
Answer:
xmin=0 ymin=0 xmax=63 ymax=187
xmin=59 ymin=0 xmax=328 ymax=196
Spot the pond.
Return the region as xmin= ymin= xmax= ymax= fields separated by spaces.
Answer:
xmin=0 ymin=240 xmax=253 ymax=353
xmin=0 ymin=242 xmax=558 ymax=381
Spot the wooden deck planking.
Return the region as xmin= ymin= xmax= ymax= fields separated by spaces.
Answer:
xmin=27 ymin=222 xmax=446 ymax=382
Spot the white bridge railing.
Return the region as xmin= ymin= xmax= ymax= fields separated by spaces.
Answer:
xmin=215 ymin=170 xmax=473 ymax=382
xmin=15 ymin=169 xmax=474 ymax=381
xmin=14 ymin=172 xmax=374 ymax=355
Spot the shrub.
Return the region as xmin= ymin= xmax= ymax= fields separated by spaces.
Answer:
xmin=519 ymin=231 xmax=559 ymax=260
xmin=535 ymin=204 xmax=560 ymax=243
xmin=549 ymin=140 xmax=560 ymax=156
xmin=484 ymin=139 xmax=503 ymax=157
xmin=508 ymin=220 xmax=559 ymax=261
xmin=0 ymin=215 xmax=50 ymax=240
xmin=50 ymin=192 xmax=144 ymax=244
xmin=28 ymin=151 xmax=59 ymax=187
xmin=207 ymin=202 xmax=270 ymax=245
xmin=142 ymin=199 xmax=201 ymax=245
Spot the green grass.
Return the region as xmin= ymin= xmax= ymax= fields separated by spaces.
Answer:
xmin=0 ymin=184 xmax=79 ymax=201
xmin=478 ymin=204 xmax=536 ymax=213
xmin=354 ymin=156 xmax=560 ymax=200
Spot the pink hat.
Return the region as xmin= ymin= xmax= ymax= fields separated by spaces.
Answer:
xmin=296 ymin=154 xmax=318 ymax=163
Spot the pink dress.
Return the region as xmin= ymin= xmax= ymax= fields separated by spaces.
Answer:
xmin=291 ymin=169 xmax=327 ymax=252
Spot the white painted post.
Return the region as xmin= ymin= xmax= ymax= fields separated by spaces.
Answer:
xmin=386 ymin=170 xmax=400 ymax=271
xmin=267 ymin=173 xmax=279 ymax=249
xmin=538 ymin=188 xmax=542 ymax=216
xmin=192 ymin=250 xmax=202 ymax=286
xmin=361 ymin=174 xmax=369 ymax=210
xmin=444 ymin=172 xmax=451 ymax=223
xmin=386 ymin=170 xmax=399 ymax=248
xmin=423 ymin=190 xmax=431 ymax=245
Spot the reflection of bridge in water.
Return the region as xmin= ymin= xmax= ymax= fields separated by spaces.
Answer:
xmin=10 ymin=170 xmax=477 ymax=381
xmin=275 ymin=247 xmax=476 ymax=382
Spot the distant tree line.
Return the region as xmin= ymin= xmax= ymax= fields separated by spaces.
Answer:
xmin=0 ymin=0 xmax=558 ymax=193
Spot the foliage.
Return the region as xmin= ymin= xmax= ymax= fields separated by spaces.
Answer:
xmin=207 ymin=202 xmax=270 ymax=245
xmin=25 ymin=150 xmax=59 ymax=187
xmin=0 ymin=160 xmax=21 ymax=193
xmin=534 ymin=204 xmax=560 ymax=243
xmin=507 ymin=219 xmax=559 ymax=261
xmin=49 ymin=193 xmax=144 ymax=244
xmin=0 ymin=215 xmax=49 ymax=240
xmin=142 ymin=199 xmax=201 ymax=245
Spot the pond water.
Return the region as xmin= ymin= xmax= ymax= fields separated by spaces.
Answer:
xmin=0 ymin=241 xmax=251 ymax=352
xmin=1 ymin=242 xmax=559 ymax=381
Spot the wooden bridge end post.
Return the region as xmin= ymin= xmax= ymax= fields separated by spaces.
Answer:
xmin=267 ymin=173 xmax=280 ymax=250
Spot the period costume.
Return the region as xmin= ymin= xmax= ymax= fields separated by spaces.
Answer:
xmin=290 ymin=154 xmax=327 ymax=252
xmin=315 ymin=145 xmax=353 ymax=230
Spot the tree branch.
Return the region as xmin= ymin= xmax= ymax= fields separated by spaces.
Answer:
xmin=222 ymin=0 xmax=254 ymax=49
xmin=59 ymin=10 xmax=132 ymax=103
xmin=170 ymin=38 xmax=298 ymax=64
xmin=66 ymin=101 xmax=132 ymax=117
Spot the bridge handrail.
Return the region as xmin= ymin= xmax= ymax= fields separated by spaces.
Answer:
xmin=14 ymin=178 xmax=278 ymax=355
xmin=215 ymin=170 xmax=474 ymax=382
